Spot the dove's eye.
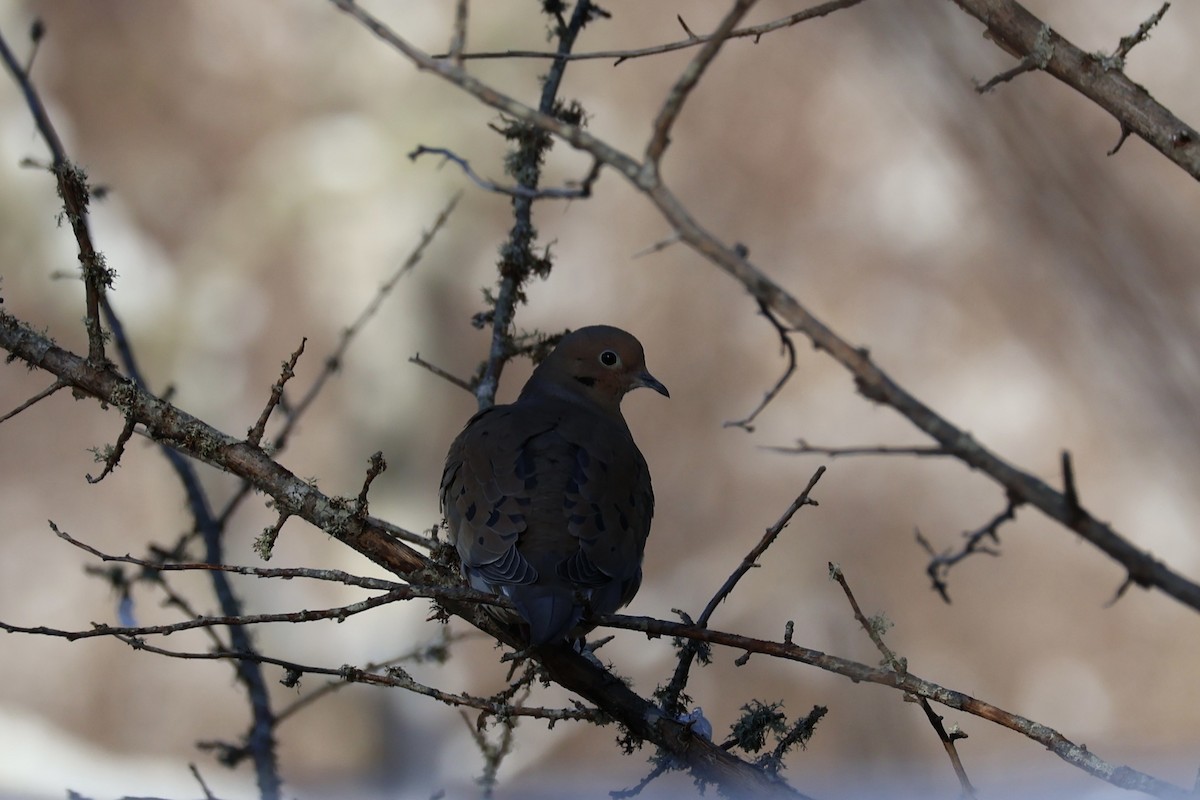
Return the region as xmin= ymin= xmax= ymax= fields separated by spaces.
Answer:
xmin=599 ymin=350 xmax=620 ymax=367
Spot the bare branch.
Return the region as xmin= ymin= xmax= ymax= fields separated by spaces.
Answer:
xmin=356 ymin=450 xmax=387 ymax=516
xmin=916 ymin=498 xmax=1021 ymax=603
xmin=430 ymin=0 xmax=870 ymax=65
xmin=84 ymin=413 xmax=136 ymax=483
xmin=472 ymin=0 xmax=598 ymax=411
xmin=409 ymin=145 xmax=601 ymax=199
xmin=409 ymin=352 xmax=474 ymax=394
xmin=246 ymin=338 xmax=306 ymax=447
xmin=0 ymin=26 xmax=109 ymax=364
xmin=830 ymin=564 xmax=977 ymax=798
xmin=765 ymin=440 xmax=949 ymax=458
xmin=645 ymin=0 xmax=758 ymax=168
xmin=217 ymin=193 xmax=459 ymax=527
xmin=1110 ymin=2 xmax=1170 ymax=66
xmin=0 ymin=379 xmax=67 ymax=425
xmin=600 ymin=613 xmax=1190 ymax=799
xmin=950 ymin=0 xmax=1200 ymax=179
xmin=724 ymin=299 xmax=798 ymax=432
xmin=660 ymin=469 xmax=823 ymax=715
xmin=448 ymin=0 xmax=468 ymax=66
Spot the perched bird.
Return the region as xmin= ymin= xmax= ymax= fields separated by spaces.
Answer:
xmin=440 ymin=325 xmax=668 ymax=646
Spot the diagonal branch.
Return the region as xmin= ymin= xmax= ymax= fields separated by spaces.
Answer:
xmin=600 ymin=613 xmax=1189 ymax=799
xmin=432 ymin=0 xmax=869 ymax=64
xmin=948 ymin=0 xmax=1200 ymax=180
xmin=329 ymin=0 xmax=1200 ymax=623
xmin=0 ymin=310 xmax=801 ymax=798
xmin=644 ymin=0 xmax=758 ymax=168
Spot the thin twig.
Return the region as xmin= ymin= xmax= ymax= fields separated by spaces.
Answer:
xmin=100 ymin=634 xmax=596 ymax=724
xmin=189 ymin=764 xmax=219 ymax=800
xmin=0 ymin=25 xmax=108 ymax=365
xmin=430 ymin=0 xmax=869 ymax=64
xmin=273 ymin=628 xmax=476 ymax=725
xmin=830 ymin=564 xmax=977 ymax=798
xmin=474 ymin=0 xmax=597 ymax=411
xmin=0 ymin=379 xmax=66 ymax=424
xmin=915 ymin=498 xmax=1021 ymax=603
xmin=765 ymin=440 xmax=948 ymax=458
xmin=448 ymin=0 xmax=468 ymax=66
xmin=356 ymin=451 xmax=387 ymax=516
xmin=410 ymin=352 xmax=474 ymax=394
xmin=217 ymin=193 xmax=460 ymax=527
xmin=645 ymin=0 xmax=758 ymax=167
xmin=660 ymin=468 xmax=823 ymax=715
xmin=724 ymin=299 xmax=797 ymax=432
xmin=409 ymin=145 xmax=601 ymax=199
xmin=246 ymin=338 xmax=306 ymax=447
xmin=85 ymin=413 xmax=136 ymax=483
xmin=51 ymin=520 xmax=432 ymax=591
xmin=1109 ymin=2 xmax=1170 ymax=66
xmin=597 ymin=612 xmax=1189 ymax=799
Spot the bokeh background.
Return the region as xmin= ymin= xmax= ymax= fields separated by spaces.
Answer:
xmin=2 ymin=1 xmax=1199 ymax=798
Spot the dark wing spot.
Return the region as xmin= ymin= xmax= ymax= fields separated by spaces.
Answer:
xmin=465 ymin=502 xmax=477 ymax=522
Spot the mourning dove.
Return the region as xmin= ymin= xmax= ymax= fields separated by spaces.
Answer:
xmin=440 ymin=325 xmax=668 ymax=646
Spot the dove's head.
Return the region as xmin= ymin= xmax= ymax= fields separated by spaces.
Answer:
xmin=524 ymin=325 xmax=669 ymax=411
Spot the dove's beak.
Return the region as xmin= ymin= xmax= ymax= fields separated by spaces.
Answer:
xmin=636 ymin=371 xmax=670 ymax=398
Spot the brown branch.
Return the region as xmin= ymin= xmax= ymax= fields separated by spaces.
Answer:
xmin=724 ymin=299 xmax=797 ymax=432
xmin=108 ymin=634 xmax=596 ymax=725
xmin=0 ymin=25 xmax=109 ymax=365
xmin=600 ymin=613 xmax=1190 ymax=800
xmin=355 ymin=450 xmax=387 ymax=516
xmin=324 ymin=3 xmax=1200 ymax=621
xmin=273 ymin=628 xmax=478 ymax=725
xmin=916 ymin=497 xmax=1019 ymax=602
xmin=949 ymin=0 xmax=1200 ymax=180
xmin=216 ymin=193 xmax=458 ymax=527
xmin=471 ymin=0 xmax=597 ymax=411
xmin=246 ymin=338 xmax=306 ymax=447
xmin=765 ymin=440 xmax=949 ymax=458
xmin=84 ymin=413 xmax=136 ymax=483
xmin=430 ymin=0 xmax=870 ymax=64
xmin=0 ymin=589 xmax=424 ymax=641
xmin=660 ymin=469 xmax=823 ymax=715
xmin=408 ymin=145 xmax=601 ymax=199
xmin=51 ymin=518 xmax=449 ymax=595
xmin=409 ymin=352 xmax=474 ymax=394
xmin=830 ymin=564 xmax=977 ymax=799
xmin=0 ymin=378 xmax=66 ymax=424
xmin=645 ymin=0 xmax=757 ymax=168
xmin=0 ymin=311 xmax=798 ymax=797
xmin=1110 ymin=2 xmax=1170 ymax=65
xmin=448 ymin=0 xmax=468 ymax=66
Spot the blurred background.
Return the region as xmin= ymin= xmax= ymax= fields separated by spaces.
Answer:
xmin=2 ymin=1 xmax=1199 ymax=798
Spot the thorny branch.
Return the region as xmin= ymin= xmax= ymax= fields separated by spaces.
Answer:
xmin=0 ymin=25 xmax=108 ymax=366
xmin=600 ymin=612 xmax=1191 ymax=799
xmin=951 ymin=0 xmax=1200 ymax=179
xmin=659 ymin=468 xmax=824 ymax=716
xmin=725 ymin=299 xmax=798 ymax=432
xmin=329 ymin=0 xmax=1200 ymax=616
xmin=916 ymin=497 xmax=1021 ymax=603
xmin=472 ymin=0 xmax=598 ymax=412
xmin=431 ymin=0 xmax=870 ymax=65
xmin=1 ymin=22 xmax=283 ymax=798
xmin=215 ymin=192 xmax=459 ymax=529
xmin=5 ymin=2 xmax=1200 ymax=798
xmin=409 ymin=145 xmax=602 ymax=200
xmin=830 ymin=564 xmax=976 ymax=798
